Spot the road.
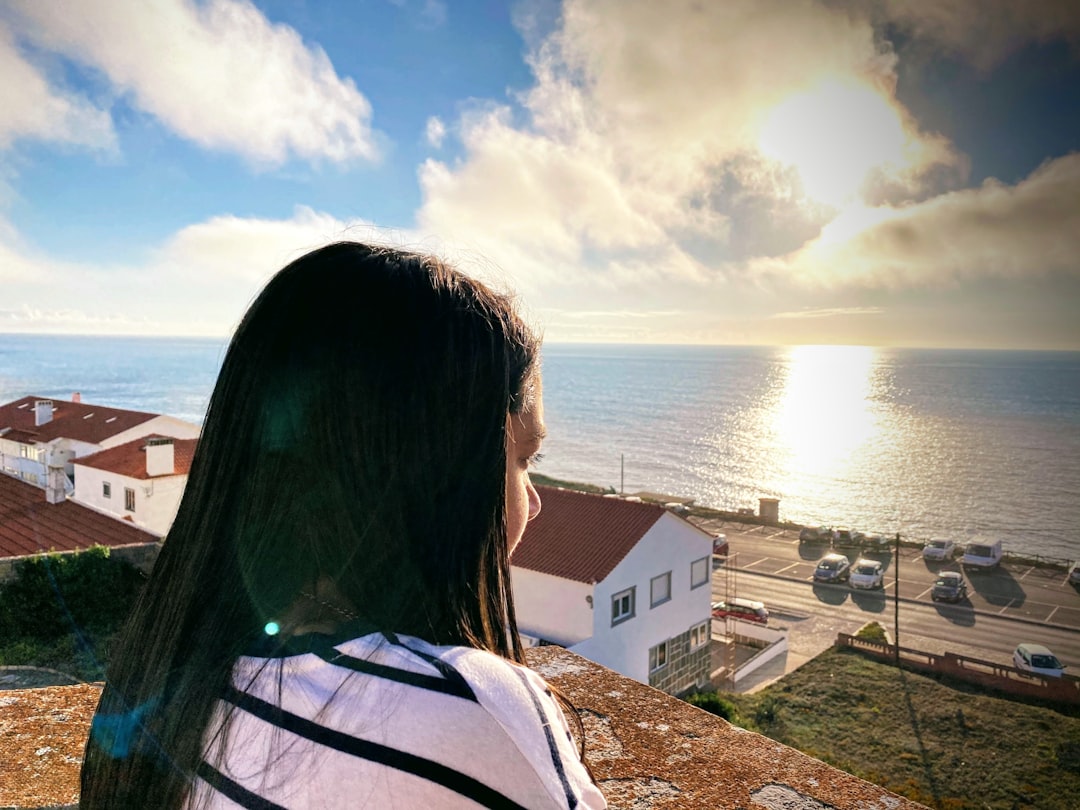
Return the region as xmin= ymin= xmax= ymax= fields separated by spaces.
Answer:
xmin=697 ymin=519 xmax=1080 ymax=670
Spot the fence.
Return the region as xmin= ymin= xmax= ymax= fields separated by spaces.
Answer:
xmin=836 ymin=633 xmax=1080 ymax=705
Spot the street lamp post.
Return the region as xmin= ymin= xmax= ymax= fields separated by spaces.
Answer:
xmin=894 ymin=531 xmax=901 ymax=666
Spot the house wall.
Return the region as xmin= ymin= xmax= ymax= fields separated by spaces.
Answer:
xmin=511 ymin=567 xmax=594 ymax=646
xmin=572 ymin=512 xmax=713 ymax=690
xmin=102 ymin=416 xmax=200 ymax=449
xmin=72 ymin=464 xmax=188 ymax=537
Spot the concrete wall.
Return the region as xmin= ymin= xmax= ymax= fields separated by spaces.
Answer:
xmin=71 ymin=464 xmax=187 ymax=537
xmin=573 ymin=512 xmax=713 ymax=688
xmin=0 ymin=541 xmax=162 ymax=583
xmin=512 ymin=567 xmax=594 ymax=646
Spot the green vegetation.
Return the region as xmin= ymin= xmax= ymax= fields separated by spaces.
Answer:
xmin=685 ymin=691 xmax=740 ymax=722
xmin=0 ymin=547 xmax=145 ymax=682
xmin=855 ymin=621 xmax=889 ymax=643
xmin=711 ymin=647 xmax=1080 ymax=809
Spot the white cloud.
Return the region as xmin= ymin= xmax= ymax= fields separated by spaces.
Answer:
xmin=749 ymin=153 xmax=1080 ymax=288
xmin=6 ymin=0 xmax=378 ymax=166
xmin=0 ymin=206 xmax=415 ymax=335
xmin=0 ymin=22 xmax=115 ymax=151
xmin=771 ymin=307 xmax=885 ymax=320
xmin=425 ymin=116 xmax=447 ymax=148
xmin=416 ymin=0 xmax=964 ymax=296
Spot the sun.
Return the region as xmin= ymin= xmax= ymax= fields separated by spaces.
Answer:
xmin=757 ymin=78 xmax=909 ymax=208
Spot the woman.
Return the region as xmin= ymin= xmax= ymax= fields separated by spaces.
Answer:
xmin=80 ymin=243 xmax=606 ymax=809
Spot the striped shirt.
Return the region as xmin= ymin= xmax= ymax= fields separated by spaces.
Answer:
xmin=187 ymin=632 xmax=607 ymax=809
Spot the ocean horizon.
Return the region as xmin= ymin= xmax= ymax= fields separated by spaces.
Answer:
xmin=2 ymin=333 xmax=1078 ymax=560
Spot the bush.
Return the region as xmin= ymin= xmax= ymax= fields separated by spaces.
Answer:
xmin=686 ymin=691 xmax=739 ymax=722
xmin=855 ymin=621 xmax=888 ymax=643
xmin=0 ymin=546 xmax=144 ymax=643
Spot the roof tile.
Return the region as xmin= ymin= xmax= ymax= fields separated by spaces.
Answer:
xmin=0 ymin=474 xmax=155 ymax=560
xmin=74 ymin=435 xmax=197 ymax=479
xmin=512 ymin=486 xmax=666 ymax=584
xmin=0 ymin=396 xmax=157 ymax=445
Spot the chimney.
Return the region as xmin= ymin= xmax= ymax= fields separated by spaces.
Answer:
xmin=34 ymin=400 xmax=54 ymax=427
xmin=72 ymin=392 xmax=82 ymax=403
xmin=45 ymin=466 xmax=66 ymax=505
xmin=145 ymin=437 xmax=175 ymax=477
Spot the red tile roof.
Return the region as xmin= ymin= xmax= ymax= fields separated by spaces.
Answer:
xmin=74 ymin=435 xmax=197 ymax=479
xmin=0 ymin=396 xmax=158 ymax=446
xmin=511 ymin=486 xmax=667 ymax=584
xmin=0 ymin=473 xmax=156 ymax=560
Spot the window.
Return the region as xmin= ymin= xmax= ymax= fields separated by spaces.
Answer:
xmin=124 ymin=487 xmax=135 ymax=512
xmin=102 ymin=482 xmax=111 ymax=499
xmin=650 ymin=572 xmax=671 ymax=607
xmin=691 ymin=557 xmax=709 ymax=589
xmin=690 ymin=620 xmax=709 ymax=649
xmin=611 ymin=587 xmax=635 ymax=625
xmin=649 ymin=641 xmax=669 ymax=672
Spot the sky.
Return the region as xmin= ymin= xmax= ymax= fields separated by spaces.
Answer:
xmin=1 ymin=0 xmax=1078 ymax=349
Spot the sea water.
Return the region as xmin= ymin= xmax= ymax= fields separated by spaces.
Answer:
xmin=2 ymin=335 xmax=1078 ymax=559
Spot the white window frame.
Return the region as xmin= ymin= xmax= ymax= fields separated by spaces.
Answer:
xmin=650 ymin=571 xmax=672 ymax=608
xmin=691 ymin=557 xmax=709 ymax=589
xmin=649 ymin=640 xmax=669 ymax=673
xmin=690 ymin=620 xmax=709 ymax=649
xmin=611 ymin=587 xmax=635 ymax=626
xmin=124 ymin=487 xmax=136 ymax=512
xmin=102 ymin=481 xmax=111 ymax=499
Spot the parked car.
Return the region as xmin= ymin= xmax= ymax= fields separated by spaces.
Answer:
xmin=1068 ymin=562 xmax=1080 ymax=585
xmin=712 ymin=533 xmax=729 ymax=556
xmin=931 ymin=571 xmax=967 ymax=603
xmin=922 ymin=538 xmax=955 ymax=561
xmin=861 ymin=533 xmax=892 ymax=551
xmin=849 ymin=559 xmax=884 ymax=589
xmin=962 ymin=539 xmax=1003 ymax=569
xmin=833 ymin=528 xmax=863 ymax=548
xmin=711 ymin=597 xmax=769 ymax=625
xmin=1013 ymin=643 xmax=1066 ymax=677
xmin=813 ymin=553 xmax=851 ymax=583
xmin=799 ymin=526 xmax=831 ymax=543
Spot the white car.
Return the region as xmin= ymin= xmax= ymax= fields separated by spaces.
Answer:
xmin=849 ymin=559 xmax=884 ymax=589
xmin=1068 ymin=562 xmax=1080 ymax=585
xmin=1013 ymin=643 xmax=1066 ymax=677
xmin=922 ymin=538 xmax=955 ymax=561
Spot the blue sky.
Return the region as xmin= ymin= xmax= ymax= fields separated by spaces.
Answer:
xmin=1 ymin=0 xmax=1078 ymax=348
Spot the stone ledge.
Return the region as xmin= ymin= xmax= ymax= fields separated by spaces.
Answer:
xmin=1 ymin=651 xmax=926 ymax=809
xmin=526 ymin=646 xmax=926 ymax=809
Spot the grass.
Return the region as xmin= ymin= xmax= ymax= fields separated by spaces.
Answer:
xmin=718 ymin=647 xmax=1080 ymax=809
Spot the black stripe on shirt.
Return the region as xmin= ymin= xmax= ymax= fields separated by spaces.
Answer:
xmin=381 ymin=632 xmax=478 ymax=703
xmin=197 ymin=760 xmax=288 ymax=810
xmin=222 ymin=685 xmax=526 ymax=810
xmin=512 ymin=668 xmax=579 ymax=810
xmin=312 ymin=646 xmax=479 ymax=702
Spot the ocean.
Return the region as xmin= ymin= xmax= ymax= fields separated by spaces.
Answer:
xmin=2 ymin=335 xmax=1078 ymax=560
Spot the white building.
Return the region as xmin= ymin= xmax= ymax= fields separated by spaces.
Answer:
xmin=0 ymin=395 xmax=199 ymax=500
xmin=512 ymin=486 xmax=715 ymax=695
xmin=73 ymin=436 xmax=197 ymax=537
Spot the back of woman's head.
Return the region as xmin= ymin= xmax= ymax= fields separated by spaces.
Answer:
xmin=192 ymin=242 xmax=538 ymax=650
xmin=81 ymin=243 xmax=539 ymax=808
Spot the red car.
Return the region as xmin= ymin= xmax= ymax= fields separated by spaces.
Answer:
xmin=711 ymin=597 xmax=769 ymax=625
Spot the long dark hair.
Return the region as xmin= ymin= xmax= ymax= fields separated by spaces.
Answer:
xmin=80 ymin=243 xmax=540 ymax=808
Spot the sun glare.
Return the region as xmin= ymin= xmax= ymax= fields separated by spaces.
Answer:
xmin=758 ymin=79 xmax=908 ymax=208
xmin=769 ymin=345 xmax=879 ymax=493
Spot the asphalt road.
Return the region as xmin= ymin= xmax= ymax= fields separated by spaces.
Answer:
xmin=696 ymin=519 xmax=1080 ymax=671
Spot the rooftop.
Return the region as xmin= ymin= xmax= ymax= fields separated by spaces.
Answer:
xmin=74 ymin=435 xmax=198 ymax=479
xmin=512 ymin=486 xmax=671 ymax=583
xmin=0 ymin=396 xmax=158 ymax=446
xmin=0 ymin=473 xmax=156 ymax=560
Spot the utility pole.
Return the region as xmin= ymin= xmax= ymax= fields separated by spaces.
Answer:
xmin=894 ymin=531 xmax=901 ymax=666
xmin=620 ymin=454 xmax=624 ymax=496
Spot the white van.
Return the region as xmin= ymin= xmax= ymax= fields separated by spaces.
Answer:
xmin=961 ymin=539 xmax=1003 ymax=569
